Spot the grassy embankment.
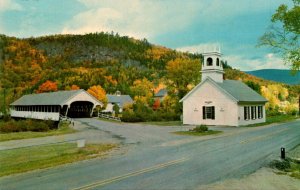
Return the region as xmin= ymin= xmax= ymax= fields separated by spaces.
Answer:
xmin=0 ymin=122 xmax=76 ymax=142
xmin=245 ymin=114 xmax=299 ymax=127
xmin=0 ymin=143 xmax=117 ymax=177
xmin=270 ymin=144 xmax=300 ymax=179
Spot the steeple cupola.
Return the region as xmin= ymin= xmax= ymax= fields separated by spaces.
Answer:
xmin=201 ymin=47 xmax=224 ymax=83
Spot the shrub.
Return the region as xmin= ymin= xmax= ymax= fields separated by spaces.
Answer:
xmin=26 ymin=120 xmax=49 ymax=132
xmin=121 ymin=111 xmax=143 ymax=122
xmin=269 ymin=159 xmax=291 ymax=171
xmin=0 ymin=120 xmax=21 ymax=132
xmin=192 ymin=125 xmax=208 ymax=133
xmin=0 ymin=119 xmax=52 ymax=133
xmin=3 ymin=115 xmax=11 ymax=122
xmin=121 ymin=110 xmax=180 ymax=122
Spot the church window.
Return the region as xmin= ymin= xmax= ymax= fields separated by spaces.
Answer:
xmin=244 ymin=106 xmax=250 ymax=120
xmin=258 ymin=106 xmax=263 ymax=119
xmin=207 ymin=57 xmax=213 ymax=66
xmin=251 ymin=106 xmax=257 ymax=120
xmin=216 ymin=58 xmax=220 ymax=66
xmin=203 ymin=106 xmax=215 ymax=120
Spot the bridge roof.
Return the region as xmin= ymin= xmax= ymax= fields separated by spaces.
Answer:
xmin=10 ymin=89 xmax=103 ymax=106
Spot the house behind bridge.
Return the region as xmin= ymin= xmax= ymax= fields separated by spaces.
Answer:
xmin=10 ymin=89 xmax=103 ymax=121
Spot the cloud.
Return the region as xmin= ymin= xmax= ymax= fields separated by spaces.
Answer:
xmin=177 ymin=43 xmax=222 ymax=54
xmin=63 ymin=0 xmax=283 ymax=39
xmin=177 ymin=43 xmax=289 ymax=71
xmin=0 ymin=0 xmax=22 ymax=12
xmin=62 ymin=0 xmax=201 ymax=39
xmin=224 ymin=54 xmax=288 ymax=71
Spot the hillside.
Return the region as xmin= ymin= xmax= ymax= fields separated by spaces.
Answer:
xmin=246 ymin=69 xmax=300 ymax=85
xmin=0 ymin=32 xmax=299 ymax=113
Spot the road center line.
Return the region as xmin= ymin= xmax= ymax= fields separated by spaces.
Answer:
xmin=240 ymin=128 xmax=289 ymax=144
xmin=71 ymin=157 xmax=188 ymax=190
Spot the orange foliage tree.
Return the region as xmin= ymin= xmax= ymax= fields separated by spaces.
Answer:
xmin=71 ymin=85 xmax=80 ymax=90
xmin=87 ymin=85 xmax=108 ymax=106
xmin=36 ymin=80 xmax=58 ymax=93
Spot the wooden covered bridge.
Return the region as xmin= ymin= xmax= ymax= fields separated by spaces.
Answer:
xmin=10 ymin=90 xmax=103 ymax=121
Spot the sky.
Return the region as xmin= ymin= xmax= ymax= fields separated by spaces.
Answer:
xmin=0 ymin=0 xmax=292 ymax=71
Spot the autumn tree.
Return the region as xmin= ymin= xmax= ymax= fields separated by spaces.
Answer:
xmin=71 ymin=84 xmax=80 ymax=90
xmin=152 ymin=98 xmax=160 ymax=110
xmin=258 ymin=0 xmax=300 ymax=71
xmin=166 ymin=58 xmax=201 ymax=98
xmin=87 ymin=85 xmax=108 ymax=106
xmin=130 ymin=78 xmax=154 ymax=104
xmin=36 ymin=80 xmax=58 ymax=93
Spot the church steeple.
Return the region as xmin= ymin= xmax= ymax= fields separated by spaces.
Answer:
xmin=201 ymin=47 xmax=224 ymax=83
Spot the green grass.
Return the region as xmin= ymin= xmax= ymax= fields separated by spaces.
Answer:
xmin=138 ymin=121 xmax=182 ymax=126
xmin=97 ymin=117 xmax=121 ymax=123
xmin=269 ymin=144 xmax=300 ymax=179
xmin=243 ymin=114 xmax=298 ymax=127
xmin=0 ymin=143 xmax=117 ymax=177
xmin=173 ymin=130 xmax=222 ymax=136
xmin=0 ymin=122 xmax=76 ymax=142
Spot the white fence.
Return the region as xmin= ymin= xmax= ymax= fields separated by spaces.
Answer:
xmin=98 ymin=113 xmax=121 ymax=121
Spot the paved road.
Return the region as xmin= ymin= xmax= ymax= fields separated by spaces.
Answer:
xmin=0 ymin=119 xmax=299 ymax=190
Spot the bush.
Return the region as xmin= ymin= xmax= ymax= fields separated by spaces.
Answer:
xmin=0 ymin=119 xmax=52 ymax=133
xmin=121 ymin=111 xmax=143 ymax=122
xmin=192 ymin=125 xmax=208 ymax=133
xmin=121 ymin=110 xmax=180 ymax=122
xmin=269 ymin=159 xmax=291 ymax=171
xmin=3 ymin=115 xmax=11 ymax=122
xmin=0 ymin=120 xmax=21 ymax=133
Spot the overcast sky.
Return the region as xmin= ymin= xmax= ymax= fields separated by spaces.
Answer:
xmin=0 ymin=0 xmax=292 ymax=71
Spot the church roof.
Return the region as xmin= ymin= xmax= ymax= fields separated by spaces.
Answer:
xmin=10 ymin=90 xmax=103 ymax=106
xmin=180 ymin=77 xmax=267 ymax=103
xmin=217 ymin=80 xmax=267 ymax=103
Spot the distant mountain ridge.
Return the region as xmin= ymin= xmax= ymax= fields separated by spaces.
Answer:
xmin=245 ymin=69 xmax=300 ymax=85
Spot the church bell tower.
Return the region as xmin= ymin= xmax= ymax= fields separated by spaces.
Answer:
xmin=201 ymin=47 xmax=224 ymax=83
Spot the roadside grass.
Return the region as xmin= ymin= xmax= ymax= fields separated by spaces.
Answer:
xmin=97 ymin=117 xmax=121 ymax=123
xmin=138 ymin=121 xmax=182 ymax=126
xmin=269 ymin=144 xmax=300 ymax=179
xmin=173 ymin=130 xmax=222 ymax=136
xmin=244 ymin=114 xmax=298 ymax=127
xmin=0 ymin=143 xmax=117 ymax=177
xmin=0 ymin=122 xmax=76 ymax=142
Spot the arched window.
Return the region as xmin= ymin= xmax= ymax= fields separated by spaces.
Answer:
xmin=207 ymin=57 xmax=213 ymax=66
xmin=216 ymin=58 xmax=220 ymax=66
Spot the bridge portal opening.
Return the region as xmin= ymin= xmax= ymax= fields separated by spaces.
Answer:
xmin=67 ymin=101 xmax=94 ymax=118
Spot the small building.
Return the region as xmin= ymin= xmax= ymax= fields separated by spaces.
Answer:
xmin=154 ymin=89 xmax=168 ymax=102
xmin=180 ymin=50 xmax=267 ymax=126
xmin=103 ymin=91 xmax=133 ymax=113
xmin=10 ymin=89 xmax=103 ymax=121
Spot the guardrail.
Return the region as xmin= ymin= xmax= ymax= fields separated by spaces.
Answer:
xmin=59 ymin=115 xmax=72 ymax=122
xmin=98 ymin=113 xmax=121 ymax=121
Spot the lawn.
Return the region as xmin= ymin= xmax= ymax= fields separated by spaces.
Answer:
xmin=173 ymin=130 xmax=222 ymax=136
xmin=0 ymin=143 xmax=117 ymax=177
xmin=0 ymin=122 xmax=76 ymax=142
xmin=244 ymin=114 xmax=298 ymax=127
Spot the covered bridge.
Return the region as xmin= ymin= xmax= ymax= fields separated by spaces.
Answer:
xmin=10 ymin=89 xmax=103 ymax=121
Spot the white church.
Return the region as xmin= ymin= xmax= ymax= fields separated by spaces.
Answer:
xmin=180 ymin=49 xmax=267 ymax=127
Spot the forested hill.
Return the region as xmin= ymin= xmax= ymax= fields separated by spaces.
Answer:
xmin=0 ymin=32 xmax=202 ymax=108
xmin=246 ymin=69 xmax=300 ymax=85
xmin=0 ymin=32 xmax=299 ymax=111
